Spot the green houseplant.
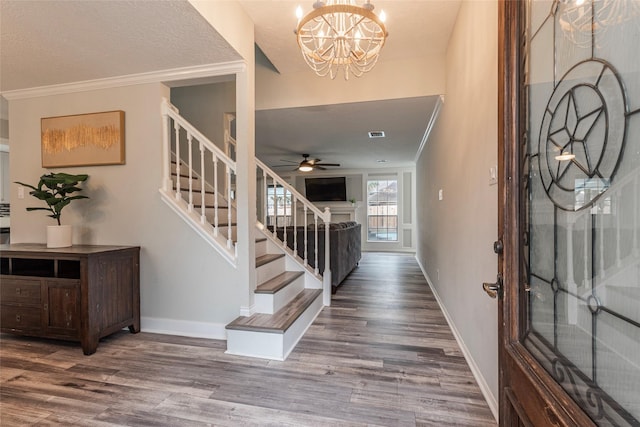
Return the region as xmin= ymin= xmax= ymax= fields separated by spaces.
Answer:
xmin=15 ymin=172 xmax=89 ymax=247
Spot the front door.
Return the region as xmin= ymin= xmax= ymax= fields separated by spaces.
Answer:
xmin=497 ymin=1 xmax=640 ymax=425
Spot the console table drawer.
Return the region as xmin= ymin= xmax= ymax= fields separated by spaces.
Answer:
xmin=0 ymin=305 xmax=41 ymax=331
xmin=0 ymin=278 xmax=41 ymax=304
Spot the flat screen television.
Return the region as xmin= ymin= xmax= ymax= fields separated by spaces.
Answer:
xmin=305 ymin=177 xmax=347 ymax=202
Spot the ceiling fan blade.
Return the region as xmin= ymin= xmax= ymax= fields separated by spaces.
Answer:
xmin=317 ymin=163 xmax=340 ymax=167
xmin=278 ymin=159 xmax=299 ymax=164
xmin=316 ymin=166 xmax=327 ymax=170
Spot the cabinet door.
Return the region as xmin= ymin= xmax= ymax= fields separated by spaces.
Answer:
xmin=44 ymin=280 xmax=79 ymax=336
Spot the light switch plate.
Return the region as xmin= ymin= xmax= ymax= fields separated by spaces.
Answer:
xmin=438 ymin=189 xmax=443 ymax=201
xmin=489 ymin=166 xmax=498 ymax=186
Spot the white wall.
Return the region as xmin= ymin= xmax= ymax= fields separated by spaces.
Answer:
xmin=8 ymin=83 xmax=241 ymax=338
xmin=171 ymin=81 xmax=236 ymax=149
xmin=257 ymin=55 xmax=446 ymax=110
xmin=415 ymin=0 xmax=499 ymax=419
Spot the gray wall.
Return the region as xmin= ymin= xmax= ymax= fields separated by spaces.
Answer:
xmin=8 ymin=82 xmax=241 ymax=338
xmin=171 ymin=81 xmax=236 ymax=149
xmin=415 ymin=0 xmax=499 ymax=417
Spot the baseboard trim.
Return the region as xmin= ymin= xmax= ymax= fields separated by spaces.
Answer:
xmin=415 ymin=256 xmax=499 ymax=422
xmin=239 ymin=303 xmax=256 ymax=317
xmin=141 ymin=316 xmax=227 ymax=340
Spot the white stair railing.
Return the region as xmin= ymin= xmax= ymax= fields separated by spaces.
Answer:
xmin=224 ymin=112 xmax=237 ymax=162
xmin=256 ymin=158 xmax=332 ymax=306
xmin=160 ymin=99 xmax=237 ymax=264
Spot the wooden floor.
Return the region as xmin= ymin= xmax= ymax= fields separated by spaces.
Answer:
xmin=0 ymin=252 xmax=496 ymax=426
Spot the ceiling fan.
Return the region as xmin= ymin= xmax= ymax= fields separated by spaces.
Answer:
xmin=273 ymin=154 xmax=341 ymax=172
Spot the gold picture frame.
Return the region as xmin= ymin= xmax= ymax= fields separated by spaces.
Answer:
xmin=41 ymin=110 xmax=125 ymax=168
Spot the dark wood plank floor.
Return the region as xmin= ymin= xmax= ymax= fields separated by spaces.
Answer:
xmin=0 ymin=252 xmax=496 ymax=426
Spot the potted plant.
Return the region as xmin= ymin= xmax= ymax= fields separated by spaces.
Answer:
xmin=15 ymin=172 xmax=89 ymax=248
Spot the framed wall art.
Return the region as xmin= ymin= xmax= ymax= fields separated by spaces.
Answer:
xmin=41 ymin=110 xmax=125 ymax=168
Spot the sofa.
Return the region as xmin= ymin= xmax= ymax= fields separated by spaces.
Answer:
xmin=271 ymin=221 xmax=361 ymax=292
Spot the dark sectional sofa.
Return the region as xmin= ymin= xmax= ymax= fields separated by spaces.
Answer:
xmin=271 ymin=221 xmax=361 ymax=292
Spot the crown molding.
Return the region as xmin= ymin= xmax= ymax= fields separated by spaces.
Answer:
xmin=1 ymin=60 xmax=246 ymax=100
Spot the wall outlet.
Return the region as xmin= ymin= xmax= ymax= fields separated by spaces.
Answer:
xmin=17 ymin=185 xmax=24 ymax=199
xmin=438 ymin=189 xmax=443 ymax=201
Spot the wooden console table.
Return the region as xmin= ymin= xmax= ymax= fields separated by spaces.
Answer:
xmin=0 ymin=244 xmax=140 ymax=355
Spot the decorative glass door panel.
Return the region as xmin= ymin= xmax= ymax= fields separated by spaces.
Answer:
xmin=523 ymin=1 xmax=640 ymax=425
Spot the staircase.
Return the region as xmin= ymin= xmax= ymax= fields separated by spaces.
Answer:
xmin=225 ymin=234 xmax=324 ymax=360
xmin=159 ymin=99 xmax=331 ymax=360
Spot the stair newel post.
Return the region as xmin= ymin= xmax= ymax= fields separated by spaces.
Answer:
xmin=213 ymin=154 xmax=219 ymax=236
xmin=161 ymin=100 xmax=173 ymax=192
xmin=187 ymin=133 xmax=194 ymax=212
xmin=323 ymin=207 xmax=332 ymax=306
xmin=227 ymin=167 xmax=233 ymax=248
xmin=272 ymin=176 xmax=278 ymax=238
xmin=304 ymin=205 xmax=308 ymax=267
xmin=293 ymin=197 xmax=298 ymax=257
xmin=174 ymin=121 xmax=181 ymax=200
xmin=262 ymin=169 xmax=268 ymax=227
xmin=314 ymin=214 xmax=319 ymax=275
xmin=283 ymin=188 xmax=288 ymax=249
xmin=199 ymin=141 xmax=206 ymax=225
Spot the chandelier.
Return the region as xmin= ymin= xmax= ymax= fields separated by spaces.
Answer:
xmin=295 ymin=0 xmax=388 ymax=80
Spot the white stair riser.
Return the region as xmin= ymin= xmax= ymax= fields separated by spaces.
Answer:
xmin=205 ymin=209 xmax=236 ymax=224
xmin=225 ymin=291 xmax=323 ymax=360
xmin=174 ymin=175 xmax=203 ymax=191
xmin=255 ymin=239 xmax=268 ymax=257
xmin=178 ymin=191 xmax=218 ymax=207
xmin=254 ymin=274 xmax=305 ymax=315
xmin=218 ymin=225 xmax=237 ymax=240
xmin=256 ymin=257 xmax=286 ymax=284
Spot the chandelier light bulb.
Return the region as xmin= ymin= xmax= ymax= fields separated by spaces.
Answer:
xmin=379 ymin=9 xmax=386 ymax=23
xmin=296 ymin=5 xmax=303 ymax=20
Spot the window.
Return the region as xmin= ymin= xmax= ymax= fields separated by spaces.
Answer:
xmin=266 ymin=185 xmax=292 ymax=227
xmin=367 ymin=179 xmax=398 ymax=241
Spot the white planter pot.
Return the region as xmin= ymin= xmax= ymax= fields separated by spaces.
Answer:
xmin=47 ymin=225 xmax=72 ymax=248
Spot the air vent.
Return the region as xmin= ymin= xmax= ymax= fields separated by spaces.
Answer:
xmin=368 ymin=130 xmax=385 ymax=138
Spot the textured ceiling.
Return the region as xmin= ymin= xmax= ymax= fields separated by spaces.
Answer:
xmin=0 ymin=0 xmax=241 ymax=92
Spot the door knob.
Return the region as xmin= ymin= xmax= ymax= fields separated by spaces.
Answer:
xmin=483 ymin=274 xmax=503 ymax=299
xmin=493 ymin=239 xmax=503 ymax=254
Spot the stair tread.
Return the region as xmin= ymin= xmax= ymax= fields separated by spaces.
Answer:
xmin=193 ymin=204 xmax=229 ymax=209
xmin=226 ymin=289 xmax=322 ymax=333
xmin=171 ymin=172 xmax=200 ymax=179
xmin=180 ymin=189 xmax=216 ymax=195
xmin=256 ymin=253 xmax=285 ymax=267
xmin=213 ymin=222 xmax=237 ymax=227
xmin=256 ymin=271 xmax=304 ymax=294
